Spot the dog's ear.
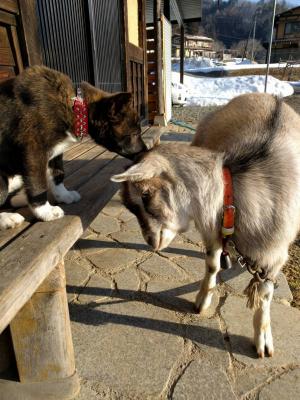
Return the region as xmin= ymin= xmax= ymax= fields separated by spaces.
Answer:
xmin=106 ymin=92 xmax=133 ymax=121
xmin=80 ymin=81 xmax=108 ymax=103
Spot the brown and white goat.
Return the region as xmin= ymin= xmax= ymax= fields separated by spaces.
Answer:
xmin=111 ymin=93 xmax=300 ymax=358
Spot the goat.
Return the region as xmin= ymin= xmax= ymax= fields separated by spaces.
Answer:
xmin=111 ymin=93 xmax=300 ymax=358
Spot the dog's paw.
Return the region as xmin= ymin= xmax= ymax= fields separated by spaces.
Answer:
xmin=0 ymin=212 xmax=25 ymax=230
xmin=31 ymin=202 xmax=64 ymax=221
xmin=52 ymin=183 xmax=81 ymax=204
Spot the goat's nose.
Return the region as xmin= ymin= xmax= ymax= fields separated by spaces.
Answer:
xmin=145 ymin=234 xmax=159 ymax=251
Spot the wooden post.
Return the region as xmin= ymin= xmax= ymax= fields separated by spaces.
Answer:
xmin=164 ymin=0 xmax=170 ymax=20
xmin=153 ymin=0 xmax=166 ymax=125
xmin=154 ymin=0 xmax=163 ymax=116
xmin=180 ymin=24 xmax=185 ymax=84
xmin=3 ymin=262 xmax=80 ymax=399
xmin=18 ymin=0 xmax=43 ymax=66
xmin=0 ymin=328 xmax=14 ymax=374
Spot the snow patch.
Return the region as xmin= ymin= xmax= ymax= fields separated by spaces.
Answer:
xmin=172 ymin=72 xmax=294 ymax=107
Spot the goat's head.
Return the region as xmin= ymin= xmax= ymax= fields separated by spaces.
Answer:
xmin=111 ymin=149 xmax=191 ymax=250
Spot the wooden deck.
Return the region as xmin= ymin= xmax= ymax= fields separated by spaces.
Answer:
xmin=0 ymin=138 xmax=131 ymax=333
xmin=0 ymin=125 xmax=162 ymax=399
xmin=0 ymin=138 xmax=132 ymax=399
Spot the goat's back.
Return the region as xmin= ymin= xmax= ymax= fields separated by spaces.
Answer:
xmin=193 ymin=93 xmax=300 ymax=268
xmin=192 ymin=93 xmax=300 ymax=154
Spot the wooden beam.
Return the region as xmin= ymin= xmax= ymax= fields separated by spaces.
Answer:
xmin=10 ymin=262 xmax=77 ymax=383
xmin=18 ymin=0 xmax=43 ymax=66
xmin=154 ymin=0 xmax=164 ymax=116
xmin=0 ymin=0 xmax=19 ymax=14
xmin=170 ymin=0 xmax=183 ymax=26
xmin=121 ymin=0 xmax=130 ymax=91
xmin=164 ymin=0 xmax=170 ymax=20
xmin=0 ymin=10 xmax=16 ymax=25
xmin=7 ymin=261 xmax=80 ymax=399
xmin=141 ymin=0 xmax=148 ymax=123
xmin=180 ymin=24 xmax=184 ymax=84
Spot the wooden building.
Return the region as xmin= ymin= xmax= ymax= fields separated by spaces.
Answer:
xmin=0 ymin=0 xmax=202 ymax=126
xmin=0 ymin=0 xmax=148 ymax=121
xmin=172 ymin=34 xmax=215 ymax=58
xmin=271 ymin=6 xmax=300 ymax=62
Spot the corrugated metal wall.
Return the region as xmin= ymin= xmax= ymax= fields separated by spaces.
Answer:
xmin=36 ymin=0 xmax=93 ymax=85
xmin=146 ymin=0 xmax=202 ymax=24
xmin=88 ymin=0 xmax=123 ymax=92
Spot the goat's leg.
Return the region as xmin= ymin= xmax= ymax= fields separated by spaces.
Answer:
xmin=253 ymin=280 xmax=274 ymax=358
xmin=195 ymin=244 xmax=222 ymax=314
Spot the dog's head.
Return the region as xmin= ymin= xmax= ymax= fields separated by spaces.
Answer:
xmin=81 ymin=82 xmax=147 ymax=158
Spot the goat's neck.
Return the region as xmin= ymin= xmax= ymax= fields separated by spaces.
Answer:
xmin=187 ymin=156 xmax=224 ymax=244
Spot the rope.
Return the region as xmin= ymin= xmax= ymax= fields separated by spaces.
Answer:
xmin=170 ymin=119 xmax=197 ymax=132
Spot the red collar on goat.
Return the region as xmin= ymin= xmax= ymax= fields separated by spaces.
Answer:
xmin=222 ymin=167 xmax=235 ymax=236
xmin=220 ymin=167 xmax=235 ymax=270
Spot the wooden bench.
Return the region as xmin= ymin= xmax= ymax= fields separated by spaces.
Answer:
xmin=0 ymin=133 xmax=147 ymax=399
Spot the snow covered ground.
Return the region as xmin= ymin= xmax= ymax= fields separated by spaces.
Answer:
xmin=172 ymin=57 xmax=300 ymax=74
xmin=172 ymin=72 xmax=294 ymax=107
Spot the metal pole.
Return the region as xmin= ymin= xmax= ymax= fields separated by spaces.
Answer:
xmin=251 ymin=14 xmax=257 ymax=61
xmin=264 ymin=0 xmax=277 ymax=93
xmin=180 ymin=25 xmax=184 ymax=84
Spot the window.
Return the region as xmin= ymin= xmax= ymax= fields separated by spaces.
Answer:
xmin=285 ymin=21 xmax=300 ymax=36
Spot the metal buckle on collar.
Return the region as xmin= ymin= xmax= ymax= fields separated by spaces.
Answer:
xmin=237 ymin=255 xmax=247 ymax=269
xmin=223 ymin=205 xmax=235 ymax=211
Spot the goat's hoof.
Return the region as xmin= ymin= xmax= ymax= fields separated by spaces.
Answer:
xmin=267 ymin=349 xmax=274 ymax=357
xmin=257 ymin=350 xmax=265 ymax=359
xmin=266 ymin=345 xmax=274 ymax=357
xmin=193 ymin=304 xmax=200 ymax=313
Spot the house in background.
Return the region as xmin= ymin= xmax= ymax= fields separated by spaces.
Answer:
xmin=270 ymin=6 xmax=300 ymax=62
xmin=0 ymin=0 xmax=202 ymax=126
xmin=172 ymin=34 xmax=215 ymax=58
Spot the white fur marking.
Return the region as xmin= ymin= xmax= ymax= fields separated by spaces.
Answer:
xmin=195 ymin=246 xmax=222 ymax=313
xmin=31 ymin=201 xmax=64 ymax=221
xmin=0 ymin=212 xmax=25 ymax=230
xmin=51 ymin=183 xmax=81 ymax=204
xmin=8 ymin=175 xmax=23 ymax=193
xmin=253 ymin=280 xmax=274 ymax=357
xmin=49 ymin=131 xmax=77 ymax=160
xmin=158 ymin=228 xmax=177 ymax=250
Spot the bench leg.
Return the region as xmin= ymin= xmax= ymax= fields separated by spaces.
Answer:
xmin=1 ymin=261 xmax=80 ymax=400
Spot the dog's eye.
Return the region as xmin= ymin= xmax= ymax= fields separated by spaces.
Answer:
xmin=141 ymin=192 xmax=150 ymax=200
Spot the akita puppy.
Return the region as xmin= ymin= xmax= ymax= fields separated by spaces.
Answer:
xmin=0 ymin=66 xmax=146 ymax=229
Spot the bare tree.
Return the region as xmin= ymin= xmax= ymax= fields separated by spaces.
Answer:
xmin=230 ymin=39 xmax=265 ymax=61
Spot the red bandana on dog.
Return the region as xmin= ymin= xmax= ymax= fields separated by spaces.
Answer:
xmin=73 ymin=88 xmax=89 ymax=140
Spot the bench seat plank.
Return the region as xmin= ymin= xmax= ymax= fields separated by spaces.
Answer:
xmin=0 ymin=155 xmax=130 ymax=334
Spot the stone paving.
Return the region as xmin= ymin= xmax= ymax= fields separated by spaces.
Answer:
xmin=66 ymin=128 xmax=300 ymax=400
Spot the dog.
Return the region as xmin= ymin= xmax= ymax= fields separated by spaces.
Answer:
xmin=0 ymin=65 xmax=146 ymax=229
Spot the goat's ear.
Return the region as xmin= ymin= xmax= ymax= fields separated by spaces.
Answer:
xmin=111 ymin=162 xmax=156 ymax=182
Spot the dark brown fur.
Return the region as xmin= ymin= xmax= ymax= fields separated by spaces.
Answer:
xmin=0 ymin=65 xmax=146 ymax=225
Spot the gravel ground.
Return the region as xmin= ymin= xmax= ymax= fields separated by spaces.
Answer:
xmin=171 ymin=94 xmax=300 ymax=309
